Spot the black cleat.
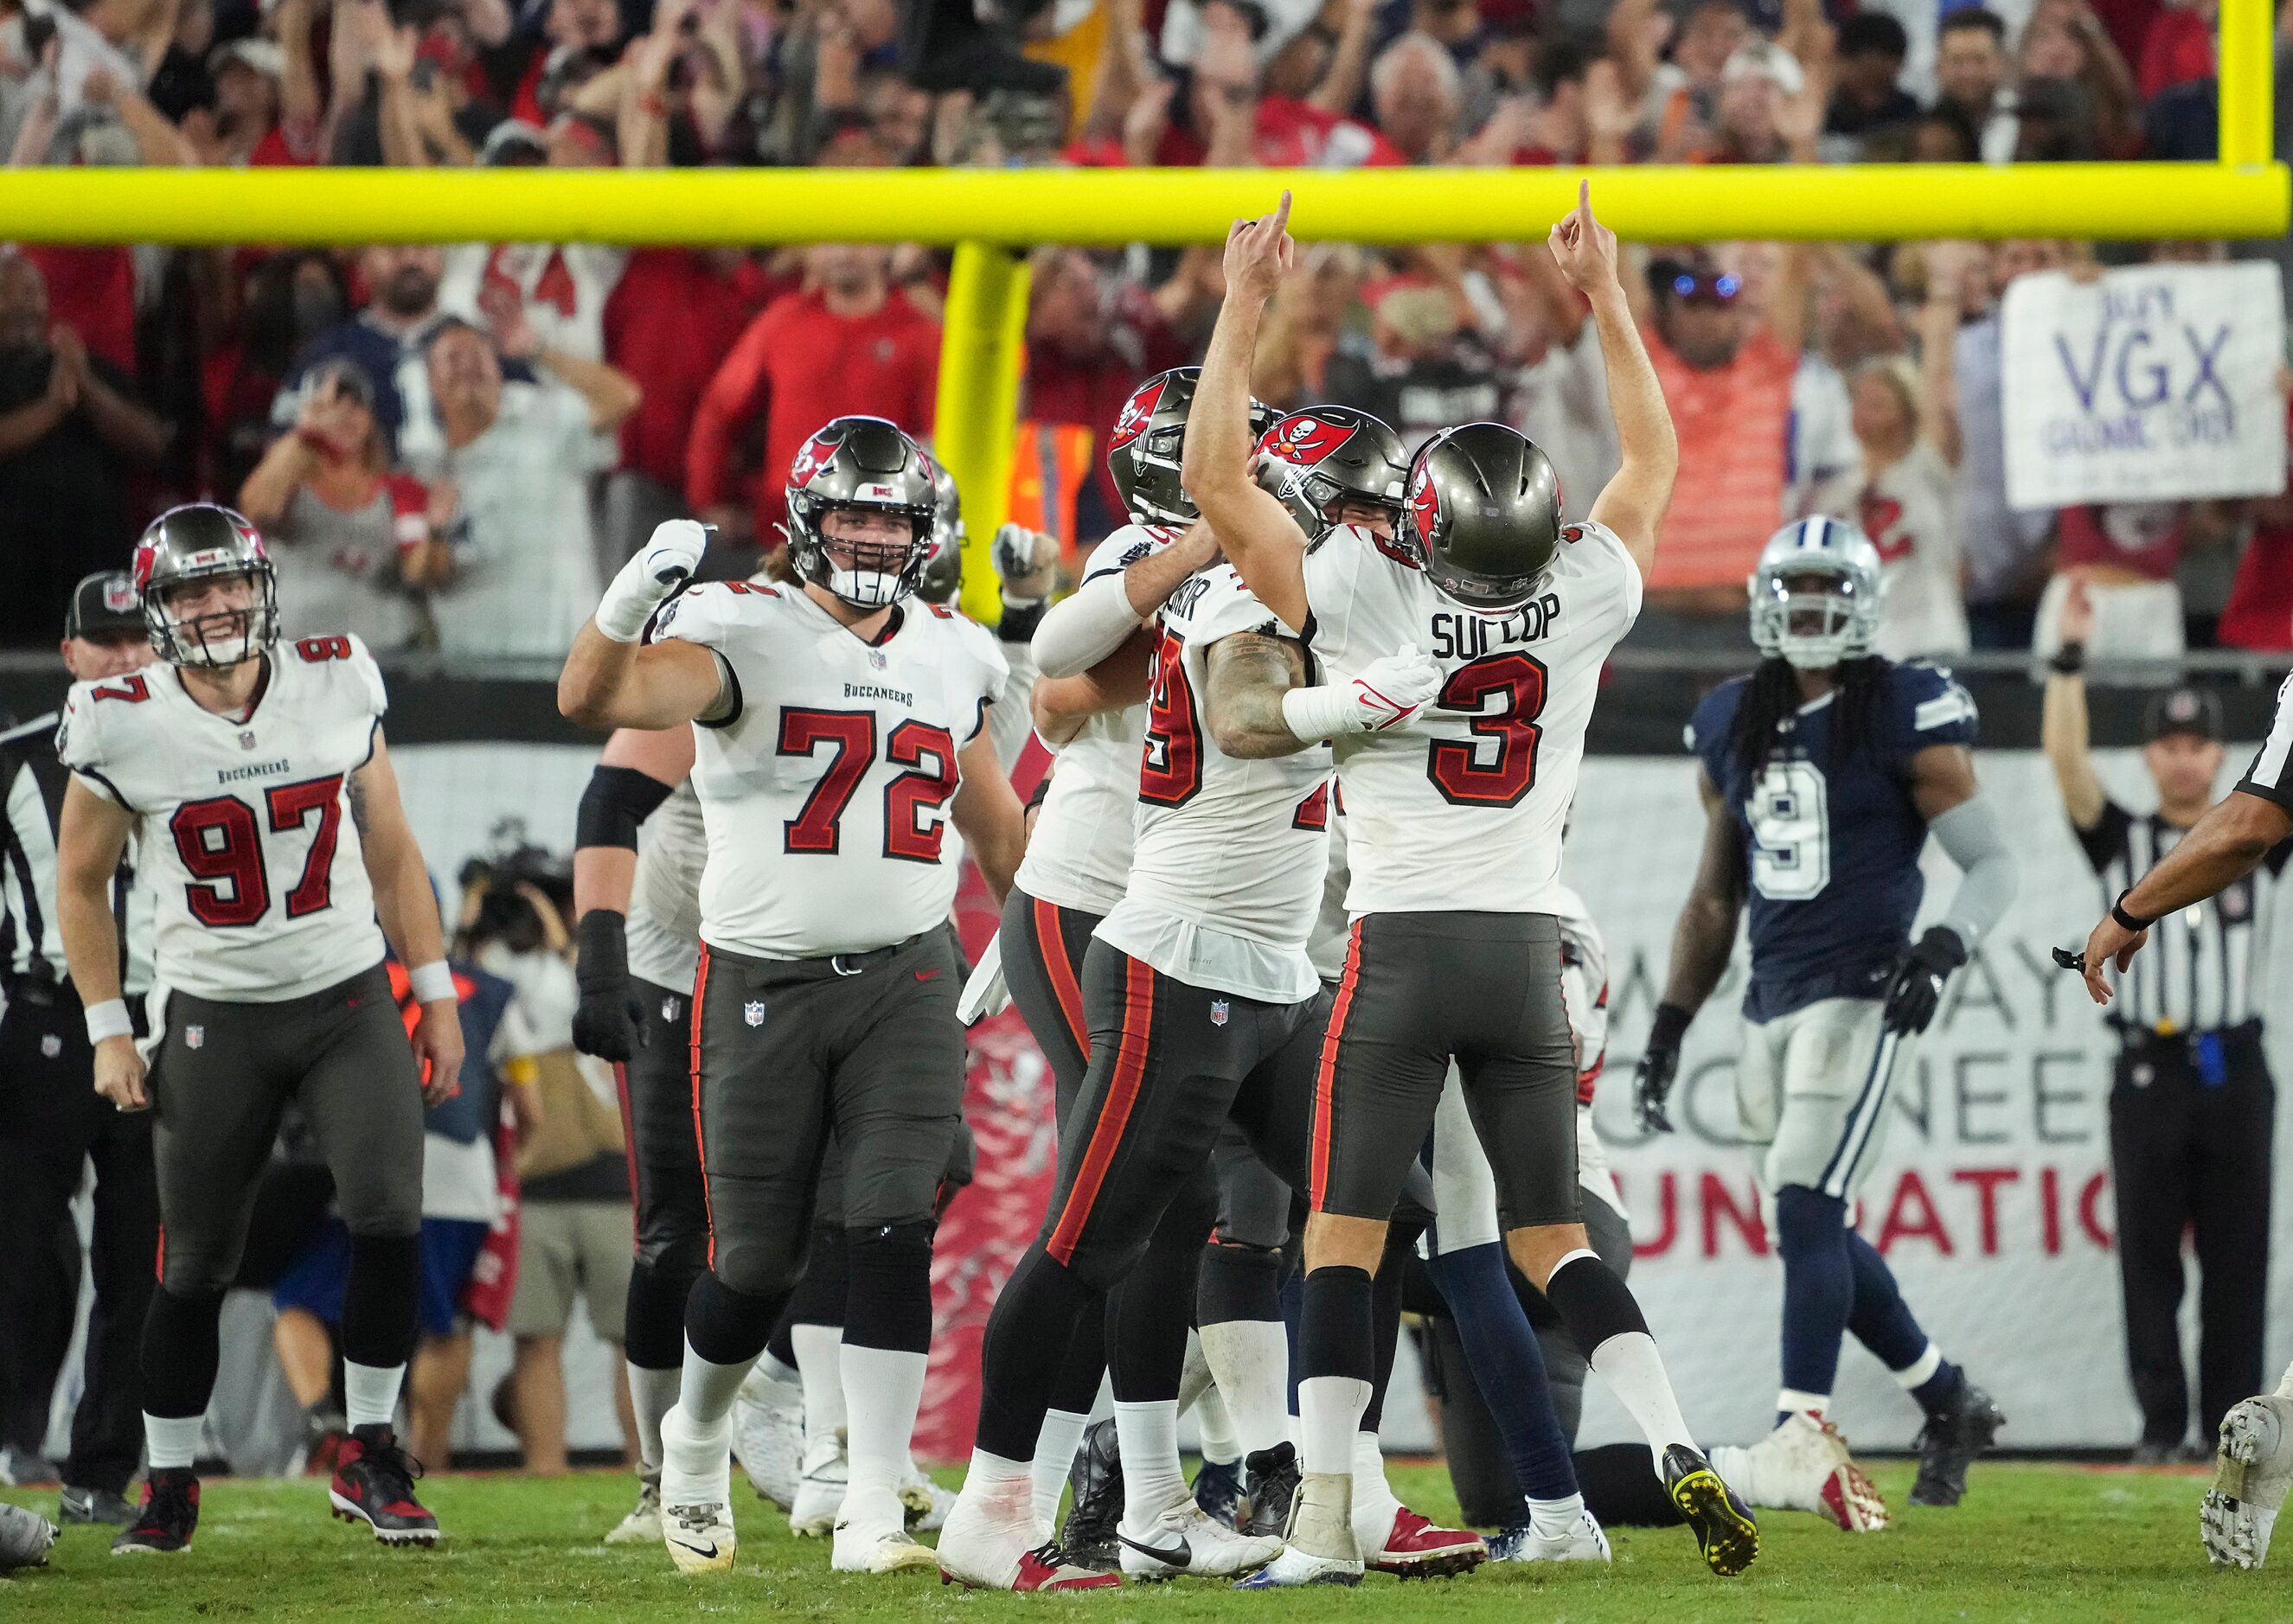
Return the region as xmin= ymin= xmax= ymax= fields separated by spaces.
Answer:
xmin=111 ymin=1469 xmax=199 ymax=1555
xmin=1911 ymin=1378 xmax=2004 ymax=1507
xmin=60 ymin=1485 xmax=138 ymax=1526
xmin=1060 ymin=1417 xmax=1123 ymax=1571
xmin=1194 ymin=1455 xmax=1246 ymax=1531
xmin=1240 ymin=1442 xmax=1300 ymax=1540
xmin=1663 ymin=1445 xmax=1758 ymax=1576
xmin=330 ymin=1425 xmax=440 ymax=1545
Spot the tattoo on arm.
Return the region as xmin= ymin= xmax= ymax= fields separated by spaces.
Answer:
xmin=1662 ymin=785 xmax=1746 ymax=1013
xmin=1204 ymin=631 xmax=1312 ymax=759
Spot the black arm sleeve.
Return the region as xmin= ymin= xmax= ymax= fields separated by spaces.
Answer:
xmin=575 ymin=764 xmax=676 ymax=853
xmin=2072 ymin=797 xmax=2135 ymax=876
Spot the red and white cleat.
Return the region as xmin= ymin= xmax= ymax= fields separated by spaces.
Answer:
xmin=1366 ymin=1507 xmax=1487 ymax=1577
xmin=938 ymin=1538 xmax=1120 ymax=1592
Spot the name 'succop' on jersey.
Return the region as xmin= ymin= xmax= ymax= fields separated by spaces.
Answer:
xmin=1426 ymin=593 xmax=1565 ymax=662
xmin=1688 ymin=659 xmax=1977 ymax=1023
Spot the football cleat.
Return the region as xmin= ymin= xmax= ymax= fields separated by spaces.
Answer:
xmin=1910 ymin=1379 xmax=2005 ymax=1507
xmin=1718 ymin=1412 xmax=1889 ymax=1532
xmin=1488 ymin=1509 xmax=1611 ymax=1563
xmin=60 ymin=1485 xmax=138 ymax=1527
xmin=1193 ymin=1456 xmax=1246 ymax=1531
xmin=2204 ymin=1394 xmax=2293 ymax=1569
xmin=1664 ymin=1445 xmax=1758 ymax=1576
xmin=605 ymin=1470 xmax=663 ymax=1545
xmin=899 ymin=1465 xmax=956 ymax=1531
xmin=663 ymin=1499 xmax=736 ymax=1574
xmin=1236 ymin=1469 xmax=1360 ymax=1589
xmin=833 ymin=1503 xmax=938 ymax=1575
xmin=733 ymin=1363 xmax=804 ymax=1511
xmin=1060 ymin=1416 xmax=1124 ymax=1570
xmin=0 ymin=1501 xmax=59 ymax=1570
xmin=938 ymin=1487 xmax=1119 ymax=1591
xmin=1233 ymin=1546 xmax=1362 ymax=1589
xmin=330 ymin=1426 xmax=439 ymax=1546
xmin=1365 ymin=1506 xmax=1487 ymax=1577
xmin=789 ymin=1429 xmax=848 ymax=1538
xmin=111 ymin=1468 xmax=199 ymax=1556
xmin=1239 ymin=1441 xmax=1299 ymax=1538
xmin=1118 ymin=1496 xmax=1284 ymax=1580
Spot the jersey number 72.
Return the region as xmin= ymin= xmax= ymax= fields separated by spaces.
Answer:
xmin=1425 ymin=653 xmax=1547 ymax=808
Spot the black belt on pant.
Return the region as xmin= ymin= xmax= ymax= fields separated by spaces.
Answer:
xmin=721 ymin=930 xmax=930 ymax=984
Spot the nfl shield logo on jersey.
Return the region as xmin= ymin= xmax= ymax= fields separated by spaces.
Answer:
xmin=1210 ymin=999 xmax=1229 ymax=1027
xmin=185 ymin=1026 xmax=204 ymax=1049
xmin=239 ymin=730 xmax=257 ymax=750
xmin=868 ymin=649 xmax=887 ymax=671
xmin=663 ymin=995 xmax=682 ymax=1023
xmin=744 ymin=1000 xmax=765 ymax=1027
xmin=41 ymin=1033 xmax=60 ymax=1058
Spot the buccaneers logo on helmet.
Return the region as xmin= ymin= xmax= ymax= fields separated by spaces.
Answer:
xmin=1110 ymin=377 xmax=1165 ymax=451
xmin=1258 ymin=415 xmax=1353 ymax=467
xmin=1408 ymin=463 xmax=1440 ymax=550
xmin=789 ymin=428 xmax=843 ymax=489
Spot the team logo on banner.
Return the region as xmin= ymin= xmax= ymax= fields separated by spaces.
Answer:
xmin=744 ymin=1000 xmax=765 ymax=1027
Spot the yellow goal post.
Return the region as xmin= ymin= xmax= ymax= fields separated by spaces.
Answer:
xmin=9 ymin=0 xmax=2279 ymax=619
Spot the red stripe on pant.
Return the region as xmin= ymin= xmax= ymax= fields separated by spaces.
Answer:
xmin=689 ymin=944 xmax=716 ymax=1269
xmin=1035 ymin=896 xmax=1091 ymax=1062
xmin=1310 ymin=919 xmax=1365 ymax=1211
xmin=1044 ymin=954 xmax=1156 ymax=1267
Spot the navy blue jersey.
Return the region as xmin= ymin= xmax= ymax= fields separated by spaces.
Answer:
xmin=1688 ymin=662 xmax=1977 ymax=1022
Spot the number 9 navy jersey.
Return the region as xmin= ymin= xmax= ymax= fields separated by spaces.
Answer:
xmin=1687 ymin=660 xmax=1977 ymax=1021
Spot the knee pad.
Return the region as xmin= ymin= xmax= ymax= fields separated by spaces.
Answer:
xmin=1198 ymin=1239 xmax=1286 ymax=1327
xmin=844 ymin=1221 xmax=934 ymax=1354
xmin=687 ymin=1270 xmax=791 ymax=1366
xmin=710 ymin=1228 xmax=810 ymax=1306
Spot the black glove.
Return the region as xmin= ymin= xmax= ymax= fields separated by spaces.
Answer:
xmin=571 ymin=909 xmax=644 ymax=1062
xmin=1633 ymin=1002 xmax=1693 ymax=1135
xmin=1882 ymin=926 xmax=1967 ymax=1036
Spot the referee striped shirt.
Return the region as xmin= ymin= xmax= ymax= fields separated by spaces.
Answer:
xmin=1 ymin=711 xmax=151 ymax=1000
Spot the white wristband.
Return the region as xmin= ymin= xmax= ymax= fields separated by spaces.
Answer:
xmin=408 ymin=961 xmax=457 ymax=1004
xmin=85 ymin=999 xmax=132 ymax=1045
xmin=1280 ymin=683 xmax=1355 ymax=744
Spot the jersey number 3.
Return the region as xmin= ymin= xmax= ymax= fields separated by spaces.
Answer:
xmin=169 ymin=776 xmax=346 ymax=928
xmin=1426 ymin=653 xmax=1547 ymax=808
xmin=778 ymin=710 xmax=958 ymax=862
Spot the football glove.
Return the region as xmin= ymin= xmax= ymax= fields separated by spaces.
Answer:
xmin=1633 ymin=1001 xmax=1693 ymax=1135
xmin=596 ymin=518 xmax=711 ymax=641
xmin=958 ymin=932 xmax=1012 ymax=1027
xmin=1281 ymin=644 xmax=1444 ymax=741
xmin=990 ymin=523 xmax=1058 ymax=605
xmin=1882 ymin=926 xmax=1967 ymax=1036
xmin=571 ymin=909 xmax=645 ymax=1062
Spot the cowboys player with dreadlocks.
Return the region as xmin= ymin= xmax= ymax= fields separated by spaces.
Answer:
xmin=559 ymin=416 xmax=1026 ymax=1578
xmin=1636 ymin=516 xmax=2017 ymax=1520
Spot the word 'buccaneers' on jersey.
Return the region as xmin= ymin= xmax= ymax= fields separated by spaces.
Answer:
xmin=55 ymin=633 xmax=389 ymax=1002
xmin=656 ymin=579 xmax=1008 ymax=959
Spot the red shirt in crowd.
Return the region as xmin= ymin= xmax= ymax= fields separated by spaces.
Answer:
xmin=2054 ymin=503 xmax=2183 ymax=580
xmin=2139 ymin=8 xmax=2214 ymax=103
xmin=685 ymin=287 xmax=940 ymax=538
xmin=24 ymin=246 xmax=136 ymax=373
xmin=603 ymin=250 xmax=766 ymax=491
xmin=2218 ymin=523 xmax=2293 ymax=650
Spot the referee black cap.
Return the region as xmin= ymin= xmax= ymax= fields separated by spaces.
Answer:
xmin=2145 ymin=685 xmax=2222 ymax=744
xmin=64 ymin=570 xmax=146 ymax=641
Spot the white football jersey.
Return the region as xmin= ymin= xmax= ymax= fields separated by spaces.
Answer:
xmin=1301 ymin=520 xmax=1640 ymax=916
xmin=1013 ymin=523 xmax=1177 ymax=917
xmin=625 ymin=774 xmax=705 ymax=994
xmin=56 ymin=634 xmax=389 ymax=1002
xmin=657 ymin=581 xmax=1008 ymax=959
xmin=1096 ymin=565 xmax=1333 ymax=1004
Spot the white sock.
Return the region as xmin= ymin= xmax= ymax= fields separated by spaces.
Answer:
xmin=962 ymin=1448 xmax=1035 ymax=1530
xmin=661 ymin=1400 xmax=733 ymax=1509
xmin=1891 ymin=1343 xmax=1944 ymax=1391
xmin=1528 ymin=1492 xmax=1585 ymax=1538
xmin=1201 ymin=1320 xmax=1291 ymax=1460
xmin=1297 ymin=1376 xmax=1370 ymax=1476
xmin=756 ymin=1349 xmax=799 ymax=1388
xmin=144 ymin=1413 xmax=204 ymax=1472
xmin=841 ymin=1343 xmax=926 ymax=1503
xmin=678 ymin=1340 xmax=753 ymax=1429
xmin=791 ymin=1323 xmax=847 ymax=1445
xmin=1031 ymin=1409 xmax=1089 ymax=1529
xmin=1349 ymin=1429 xmax=1402 ymax=1553
xmin=1777 ymin=1388 xmax=1830 ymax=1418
xmin=343 ymin=1360 xmax=405 ymax=1431
xmin=1112 ymin=1399 xmax=1188 ymax=1525
xmin=1195 ymin=1384 xmax=1243 ymax=1466
xmin=629 ymin=1363 xmax=682 ymax=1473
xmin=1585 ymin=1331 xmax=1697 ymax=1467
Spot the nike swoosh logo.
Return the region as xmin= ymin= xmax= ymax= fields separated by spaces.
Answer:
xmin=669 ymin=1538 xmax=720 ymax=1558
xmin=916 ymin=969 xmax=940 ymax=982
xmin=1119 ymin=1531 xmax=1192 ymax=1570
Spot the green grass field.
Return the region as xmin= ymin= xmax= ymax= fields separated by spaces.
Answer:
xmin=3 ymin=1460 xmax=2277 ymax=1622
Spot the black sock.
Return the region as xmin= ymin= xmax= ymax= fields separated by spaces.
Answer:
xmin=977 ymin=1246 xmax=1097 ymax=1461
xmin=1543 ymin=1252 xmax=1649 ymax=1360
xmin=339 ymin=1232 xmax=420 ymax=1369
xmin=1198 ymin=1240 xmax=1285 ymax=1327
xmin=624 ymin=1255 xmax=702 ymax=1371
xmin=1108 ymin=1235 xmax=1201 ymax=1403
xmin=1298 ymin=1266 xmax=1375 ymax=1383
xmin=140 ymin=1287 xmax=227 ymax=1419
xmin=843 ymin=1222 xmax=934 ymax=1354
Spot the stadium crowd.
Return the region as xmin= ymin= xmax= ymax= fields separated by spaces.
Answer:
xmin=0 ymin=0 xmax=2290 ymax=663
